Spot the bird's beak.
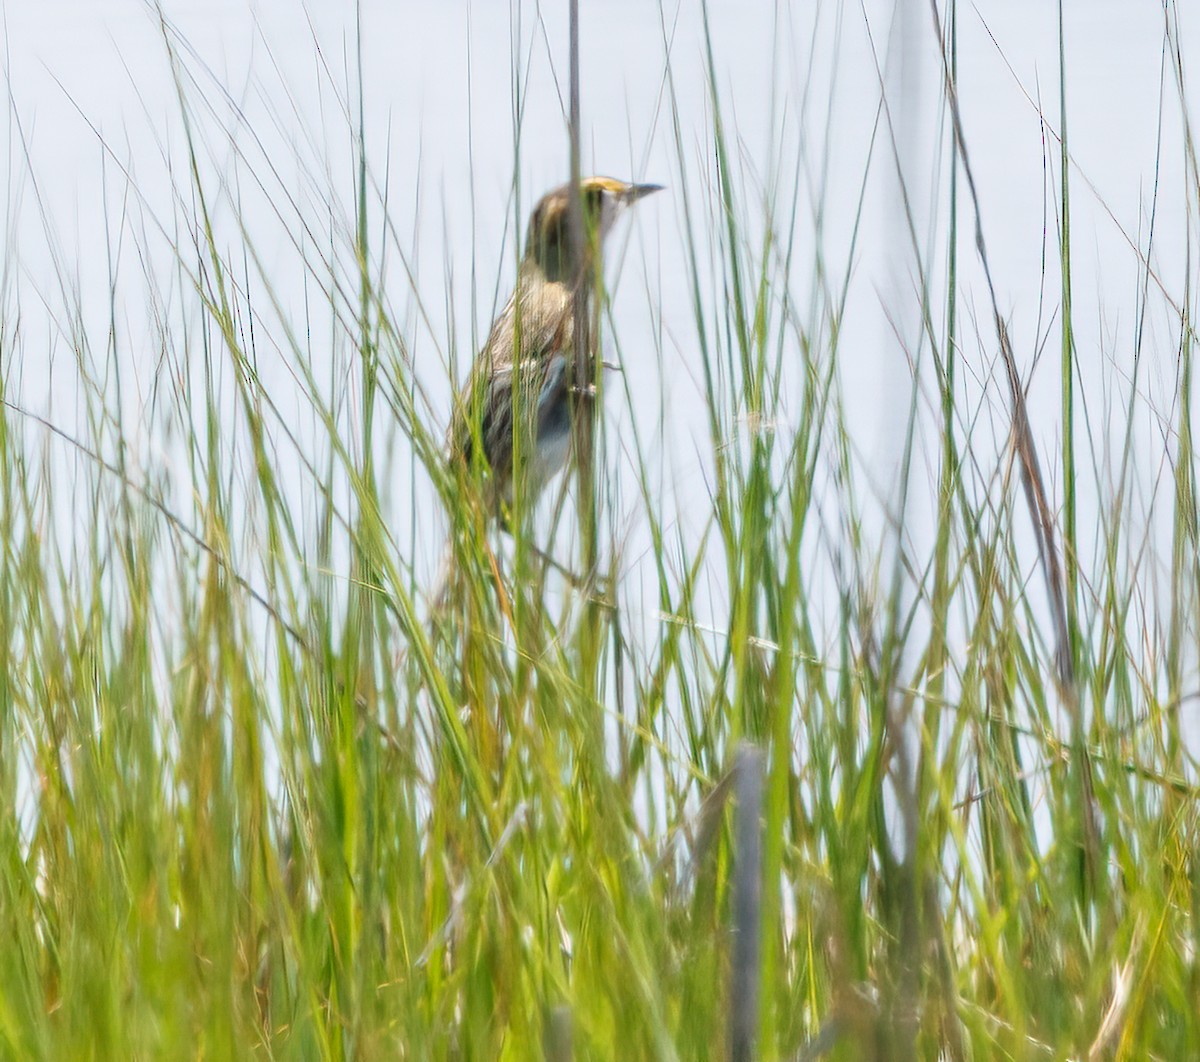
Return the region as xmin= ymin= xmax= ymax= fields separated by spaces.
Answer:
xmin=622 ymin=182 xmax=664 ymax=204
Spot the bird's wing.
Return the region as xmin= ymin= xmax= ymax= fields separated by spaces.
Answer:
xmin=452 ymin=354 xmax=570 ymax=484
xmin=448 ymin=282 xmax=573 ymax=478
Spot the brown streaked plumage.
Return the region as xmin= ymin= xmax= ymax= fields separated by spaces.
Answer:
xmin=448 ymin=177 xmax=662 ymax=517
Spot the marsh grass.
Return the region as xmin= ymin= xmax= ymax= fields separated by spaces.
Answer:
xmin=0 ymin=1 xmax=1198 ymax=1059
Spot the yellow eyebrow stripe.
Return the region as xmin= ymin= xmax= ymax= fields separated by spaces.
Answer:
xmin=582 ymin=176 xmax=627 ymax=195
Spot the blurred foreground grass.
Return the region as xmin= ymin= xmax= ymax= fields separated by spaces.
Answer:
xmin=0 ymin=3 xmax=1198 ymax=1059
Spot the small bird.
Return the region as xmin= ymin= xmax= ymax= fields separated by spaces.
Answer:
xmin=447 ymin=176 xmax=662 ymax=520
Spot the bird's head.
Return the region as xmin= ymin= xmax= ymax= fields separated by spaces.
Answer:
xmin=524 ymin=176 xmax=662 ymax=282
